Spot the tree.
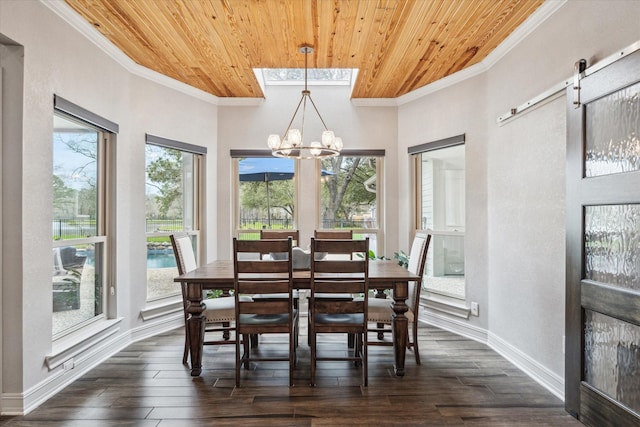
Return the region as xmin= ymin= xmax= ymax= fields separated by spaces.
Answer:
xmin=321 ymin=157 xmax=376 ymax=225
xmin=240 ymin=180 xmax=294 ymax=218
xmin=146 ymin=146 xmax=183 ymax=217
xmin=53 ymin=174 xmax=76 ymax=218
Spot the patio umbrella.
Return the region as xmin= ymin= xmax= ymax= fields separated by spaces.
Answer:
xmin=239 ymin=157 xmax=332 ymax=227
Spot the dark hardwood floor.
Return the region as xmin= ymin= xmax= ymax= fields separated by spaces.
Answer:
xmin=1 ymin=322 xmax=581 ymax=426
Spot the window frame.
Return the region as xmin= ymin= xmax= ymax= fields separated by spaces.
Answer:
xmin=144 ymin=134 xmax=206 ymax=302
xmin=52 ymin=95 xmax=117 ymax=340
xmin=317 ymin=150 xmax=385 ymax=256
xmin=409 ymin=135 xmax=466 ymax=300
xmin=232 ymin=150 xmax=299 ymax=241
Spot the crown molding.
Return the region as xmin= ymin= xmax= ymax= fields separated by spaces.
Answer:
xmin=41 ymin=0 xmax=220 ymax=105
xmin=42 ymin=0 xmax=565 ymax=108
xmin=217 ymin=97 xmax=265 ymax=106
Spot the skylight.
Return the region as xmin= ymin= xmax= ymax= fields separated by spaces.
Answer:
xmin=259 ymin=68 xmax=355 ymax=86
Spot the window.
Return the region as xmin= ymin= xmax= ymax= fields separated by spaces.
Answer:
xmin=259 ymin=68 xmax=355 ymax=86
xmin=234 ymin=155 xmax=297 ymax=240
xmin=145 ymin=135 xmax=205 ymax=300
xmin=52 ymin=96 xmax=117 ymax=338
xmin=320 ymin=152 xmax=384 ymax=255
xmin=411 ymin=136 xmax=465 ymax=300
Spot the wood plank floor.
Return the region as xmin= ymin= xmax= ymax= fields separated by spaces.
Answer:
xmin=0 ymin=323 xmax=582 ymax=426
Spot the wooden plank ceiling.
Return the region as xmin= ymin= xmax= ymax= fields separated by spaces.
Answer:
xmin=64 ymin=0 xmax=543 ymax=98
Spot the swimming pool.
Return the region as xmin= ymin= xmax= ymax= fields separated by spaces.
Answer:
xmin=77 ymin=250 xmax=177 ymax=269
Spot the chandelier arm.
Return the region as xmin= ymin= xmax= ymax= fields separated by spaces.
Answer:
xmin=307 ymin=94 xmax=330 ymax=131
xmin=281 ymin=94 xmax=306 ymax=139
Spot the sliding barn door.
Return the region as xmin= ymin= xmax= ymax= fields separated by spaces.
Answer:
xmin=566 ymin=47 xmax=640 ymax=425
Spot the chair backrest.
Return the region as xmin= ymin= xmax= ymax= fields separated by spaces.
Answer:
xmin=314 ymin=230 xmax=353 ymax=239
xmin=310 ymin=238 xmax=369 ymax=316
xmin=260 ymin=229 xmax=299 ymax=246
xmin=314 ymin=230 xmax=355 ymax=259
xmin=406 ymin=231 xmax=431 ymax=311
xmin=170 ymin=233 xmax=197 ymax=275
xmin=170 ymin=233 xmax=198 ymax=317
xmin=233 ymin=238 xmax=294 ymax=330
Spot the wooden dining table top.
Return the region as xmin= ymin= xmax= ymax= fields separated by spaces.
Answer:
xmin=174 ymin=259 xmax=421 ymax=287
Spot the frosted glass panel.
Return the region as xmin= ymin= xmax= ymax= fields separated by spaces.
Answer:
xmin=584 ymin=310 xmax=640 ymax=413
xmin=585 ymin=205 xmax=640 ymax=291
xmin=585 ymin=81 xmax=640 ymax=177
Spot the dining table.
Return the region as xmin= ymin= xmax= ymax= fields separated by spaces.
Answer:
xmin=174 ymin=259 xmax=421 ymax=377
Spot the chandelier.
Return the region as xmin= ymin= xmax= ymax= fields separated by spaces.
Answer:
xmin=267 ymin=45 xmax=343 ymax=159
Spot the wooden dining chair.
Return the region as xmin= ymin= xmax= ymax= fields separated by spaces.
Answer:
xmin=367 ymin=231 xmax=431 ymax=364
xmin=311 ymin=230 xmax=356 ymax=345
xmin=309 ymin=237 xmax=369 ymax=387
xmin=260 ymin=229 xmax=299 ymax=246
xmin=254 ymin=230 xmax=301 ymax=347
xmin=314 ymin=230 xmax=355 ymax=260
xmin=233 ymin=237 xmax=297 ymax=387
xmin=171 ymin=233 xmax=248 ymax=365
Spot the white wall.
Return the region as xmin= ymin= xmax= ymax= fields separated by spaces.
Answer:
xmin=486 ymin=0 xmax=640 ymax=379
xmin=398 ymin=0 xmax=640 ymax=395
xmin=0 ymin=0 xmax=218 ymax=413
xmin=216 ymin=85 xmax=398 ymax=258
xmin=398 ymin=73 xmax=489 ymax=331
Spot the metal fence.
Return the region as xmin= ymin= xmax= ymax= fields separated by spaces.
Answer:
xmin=52 ymin=218 xmax=96 ymax=240
xmin=238 ymin=218 xmax=375 ymax=230
xmin=54 ymin=217 xmax=376 ymax=240
xmin=145 ymin=219 xmax=185 ymax=233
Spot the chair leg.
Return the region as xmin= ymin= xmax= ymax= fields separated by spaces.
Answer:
xmin=183 ymin=326 xmax=190 ymax=365
xmin=223 ymin=322 xmax=230 ymax=340
xmin=412 ymin=323 xmax=421 ymax=365
xmin=243 ymin=334 xmax=251 ymax=369
xmin=235 ymin=333 xmax=241 ymax=387
xmin=376 ymin=322 xmax=385 ymax=340
xmin=310 ymin=330 xmax=316 ymax=386
xmin=363 ymin=332 xmax=368 ymax=387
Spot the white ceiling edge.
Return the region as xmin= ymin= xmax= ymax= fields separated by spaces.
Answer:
xmin=41 ymin=0 xmax=220 ymax=105
xmin=41 ymin=0 xmax=566 ymax=109
xmin=217 ymin=97 xmax=264 ymax=106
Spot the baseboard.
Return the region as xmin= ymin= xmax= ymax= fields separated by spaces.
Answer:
xmin=421 ymin=310 xmax=488 ymax=343
xmin=420 ymin=313 xmax=565 ymax=402
xmin=1 ymin=314 xmax=184 ymax=416
xmin=488 ymin=331 xmax=565 ymax=400
xmin=4 ymin=326 xmax=131 ymax=415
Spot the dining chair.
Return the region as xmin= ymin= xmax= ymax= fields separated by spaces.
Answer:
xmin=254 ymin=230 xmax=301 ymax=347
xmin=170 ymin=233 xmax=248 ymax=365
xmin=310 ymin=230 xmax=357 ymax=345
xmin=233 ymin=237 xmax=297 ymax=387
xmin=309 ymin=237 xmax=369 ymax=387
xmin=367 ymin=230 xmax=431 ymax=364
xmin=260 ymin=229 xmax=299 ymax=246
xmin=314 ymin=230 xmax=353 ymax=258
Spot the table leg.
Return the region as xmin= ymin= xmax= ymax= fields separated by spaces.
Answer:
xmin=186 ymin=282 xmax=206 ymax=376
xmin=375 ymin=288 xmax=387 ymax=340
xmin=391 ymin=281 xmax=409 ymax=376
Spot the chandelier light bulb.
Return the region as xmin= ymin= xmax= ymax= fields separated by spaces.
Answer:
xmin=333 ymin=136 xmax=343 ymax=151
xmin=268 ymin=134 xmax=281 ymax=150
xmin=281 ymin=139 xmax=292 ymax=156
xmin=310 ymin=141 xmax=322 ymax=156
xmin=287 ymin=129 xmax=302 ymax=147
xmin=322 ymin=130 xmax=335 ymax=148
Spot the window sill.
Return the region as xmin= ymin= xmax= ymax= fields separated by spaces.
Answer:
xmin=46 ymin=318 xmax=123 ymax=371
xmin=140 ymin=297 xmax=183 ymax=321
xmin=421 ymin=293 xmax=470 ymax=319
